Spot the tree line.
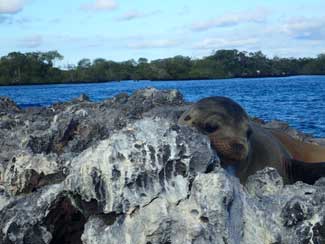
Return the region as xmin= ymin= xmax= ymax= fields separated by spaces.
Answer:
xmin=0 ymin=49 xmax=324 ymax=85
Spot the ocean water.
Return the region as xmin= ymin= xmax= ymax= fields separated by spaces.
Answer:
xmin=0 ymin=75 xmax=324 ymax=137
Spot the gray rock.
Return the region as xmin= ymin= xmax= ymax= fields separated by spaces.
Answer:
xmin=65 ymin=117 xmax=217 ymax=214
xmin=81 ymin=172 xmax=234 ymax=244
xmin=0 ymin=97 xmax=20 ymax=114
xmin=0 ymin=88 xmax=324 ymax=244
xmin=245 ymin=167 xmax=284 ymax=197
xmin=261 ymin=119 xmax=323 ymax=144
xmin=74 ymin=93 xmax=91 ymax=103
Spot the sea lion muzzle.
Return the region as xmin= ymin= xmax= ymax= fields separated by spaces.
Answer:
xmin=209 ymin=135 xmax=248 ymax=163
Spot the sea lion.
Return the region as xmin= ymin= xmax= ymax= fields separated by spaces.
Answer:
xmin=178 ymin=97 xmax=325 ymax=184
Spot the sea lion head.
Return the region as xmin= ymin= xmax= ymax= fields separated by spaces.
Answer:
xmin=179 ymin=97 xmax=252 ymax=165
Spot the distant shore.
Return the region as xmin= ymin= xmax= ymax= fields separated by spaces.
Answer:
xmin=2 ymin=74 xmax=325 ymax=87
xmin=1 ymin=49 xmax=324 ymax=86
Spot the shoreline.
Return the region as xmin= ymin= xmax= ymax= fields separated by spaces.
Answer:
xmin=1 ymin=74 xmax=325 ymax=87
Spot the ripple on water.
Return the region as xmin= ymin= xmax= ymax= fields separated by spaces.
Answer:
xmin=0 ymin=76 xmax=324 ymax=137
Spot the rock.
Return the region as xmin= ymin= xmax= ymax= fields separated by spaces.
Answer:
xmin=1 ymin=153 xmax=62 ymax=195
xmin=310 ymin=138 xmax=325 ymax=146
xmin=0 ymin=184 xmax=65 ymax=244
xmin=245 ymin=167 xmax=284 ymax=197
xmin=0 ymin=88 xmax=325 ymax=244
xmin=81 ymin=172 xmax=234 ymax=244
xmin=65 ymin=117 xmax=217 ymax=214
xmin=0 ymin=97 xmax=20 ymax=114
xmin=74 ymin=93 xmax=91 ymax=103
xmin=0 ymin=186 xmax=10 ymax=211
xmin=262 ymin=120 xmax=314 ymax=142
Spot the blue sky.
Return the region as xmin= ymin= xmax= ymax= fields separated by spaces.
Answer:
xmin=1 ymin=0 xmax=325 ymax=66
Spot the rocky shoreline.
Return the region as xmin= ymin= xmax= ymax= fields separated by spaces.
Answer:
xmin=0 ymin=88 xmax=324 ymax=244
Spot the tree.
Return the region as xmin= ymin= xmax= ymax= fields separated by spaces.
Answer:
xmin=77 ymin=59 xmax=91 ymax=69
xmin=40 ymin=51 xmax=63 ymax=66
xmin=1 ymin=50 xmax=325 ymax=85
xmin=138 ymin=58 xmax=148 ymax=64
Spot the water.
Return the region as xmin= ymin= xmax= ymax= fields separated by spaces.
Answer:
xmin=0 ymin=75 xmax=324 ymax=137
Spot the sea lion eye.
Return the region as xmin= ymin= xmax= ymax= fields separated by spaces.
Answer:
xmin=204 ymin=123 xmax=219 ymax=133
xmin=184 ymin=115 xmax=191 ymax=121
xmin=246 ymin=129 xmax=253 ymax=138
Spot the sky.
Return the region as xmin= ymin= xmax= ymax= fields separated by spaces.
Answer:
xmin=1 ymin=0 xmax=325 ymax=66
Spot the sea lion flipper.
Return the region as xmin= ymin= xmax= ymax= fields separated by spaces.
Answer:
xmin=285 ymin=159 xmax=325 ymax=184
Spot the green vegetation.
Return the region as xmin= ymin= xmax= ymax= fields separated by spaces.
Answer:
xmin=0 ymin=50 xmax=324 ymax=85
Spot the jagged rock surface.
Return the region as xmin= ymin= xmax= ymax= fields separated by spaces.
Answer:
xmin=0 ymin=88 xmax=324 ymax=244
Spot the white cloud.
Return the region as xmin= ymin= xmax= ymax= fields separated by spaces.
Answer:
xmin=81 ymin=0 xmax=117 ymax=11
xmin=117 ymin=10 xmax=161 ymax=21
xmin=177 ymin=5 xmax=190 ymax=15
xmin=0 ymin=15 xmax=8 ymax=23
xmin=191 ymin=7 xmax=270 ymax=31
xmin=0 ymin=0 xmax=25 ymax=14
xmin=118 ymin=11 xmax=144 ymax=21
xmin=128 ymin=39 xmax=180 ymax=49
xmin=0 ymin=15 xmax=40 ymax=26
xmin=18 ymin=35 xmax=43 ymax=48
xmin=265 ymin=42 xmax=325 ymax=58
xmin=281 ymin=17 xmax=325 ymax=40
xmin=194 ymin=37 xmax=258 ymax=49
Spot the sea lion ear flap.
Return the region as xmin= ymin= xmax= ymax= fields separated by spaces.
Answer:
xmin=284 ymin=159 xmax=325 ymax=185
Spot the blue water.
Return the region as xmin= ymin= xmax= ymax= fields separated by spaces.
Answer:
xmin=0 ymin=76 xmax=324 ymax=137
